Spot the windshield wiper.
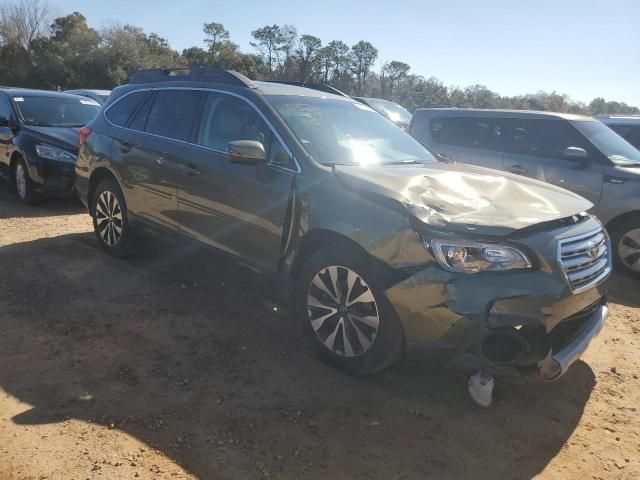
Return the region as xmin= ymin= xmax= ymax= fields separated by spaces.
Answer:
xmin=322 ymin=162 xmax=359 ymax=167
xmin=618 ymin=163 xmax=640 ymax=168
xmin=25 ymin=121 xmax=53 ymax=127
xmin=383 ymin=159 xmax=423 ymax=165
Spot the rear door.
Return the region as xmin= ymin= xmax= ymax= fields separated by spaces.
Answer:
xmin=424 ymin=116 xmax=505 ymax=170
xmin=502 ymin=118 xmax=604 ymax=205
xmin=109 ymin=89 xmax=203 ymax=230
xmin=177 ymin=91 xmax=297 ymax=274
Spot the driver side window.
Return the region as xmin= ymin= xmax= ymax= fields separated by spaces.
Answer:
xmin=197 ymin=92 xmax=294 ymax=169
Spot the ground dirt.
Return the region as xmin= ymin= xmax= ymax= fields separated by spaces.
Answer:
xmin=0 ymin=181 xmax=639 ymax=480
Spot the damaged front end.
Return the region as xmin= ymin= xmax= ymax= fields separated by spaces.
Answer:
xmin=382 ymin=211 xmax=611 ymax=382
xmin=331 ymin=161 xmax=611 ymax=381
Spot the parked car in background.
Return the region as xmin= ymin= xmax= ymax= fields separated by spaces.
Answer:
xmin=64 ymin=89 xmax=112 ymax=105
xmin=75 ymin=68 xmax=610 ymax=381
xmin=410 ymin=109 xmax=640 ymax=277
xmin=595 ymin=114 xmax=640 ymax=150
xmin=354 ymin=97 xmax=413 ymax=130
xmin=0 ymin=88 xmax=101 ymax=203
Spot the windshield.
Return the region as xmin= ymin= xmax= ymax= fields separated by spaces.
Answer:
xmin=362 ymin=98 xmax=412 ymax=124
xmin=573 ymin=120 xmax=640 ymax=165
xmin=267 ymin=96 xmax=435 ymax=166
xmin=12 ymin=95 xmax=101 ymax=127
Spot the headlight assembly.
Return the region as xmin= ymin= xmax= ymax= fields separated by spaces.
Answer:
xmin=35 ymin=144 xmax=77 ymax=163
xmin=428 ymin=239 xmax=532 ymax=273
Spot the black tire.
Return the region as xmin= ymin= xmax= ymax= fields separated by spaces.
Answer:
xmin=295 ymin=245 xmax=405 ymax=375
xmin=609 ymin=217 xmax=640 ymax=279
xmin=12 ymin=157 xmax=38 ymax=205
xmin=91 ymin=178 xmax=131 ymax=258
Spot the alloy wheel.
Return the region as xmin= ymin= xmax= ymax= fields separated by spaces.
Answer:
xmin=15 ymin=163 xmax=27 ymax=199
xmin=306 ymin=265 xmax=379 ymax=357
xmin=95 ymin=191 xmax=123 ymax=247
xmin=618 ymin=228 xmax=640 ymax=273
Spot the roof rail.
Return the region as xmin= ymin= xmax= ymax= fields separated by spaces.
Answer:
xmin=128 ymin=67 xmax=256 ymax=88
xmin=265 ymin=80 xmax=350 ymax=98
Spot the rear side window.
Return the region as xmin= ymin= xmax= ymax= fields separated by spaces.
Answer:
xmin=105 ymin=91 xmax=148 ymax=127
xmin=128 ymin=93 xmax=154 ymax=131
xmin=506 ymin=119 xmax=591 ymax=160
xmin=430 ymin=117 xmax=503 ymax=150
xmin=145 ymin=90 xmax=202 ymax=142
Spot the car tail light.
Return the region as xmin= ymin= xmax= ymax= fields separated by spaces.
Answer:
xmin=79 ymin=126 xmax=92 ymax=146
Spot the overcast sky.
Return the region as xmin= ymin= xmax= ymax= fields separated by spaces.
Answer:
xmin=54 ymin=0 xmax=640 ymax=106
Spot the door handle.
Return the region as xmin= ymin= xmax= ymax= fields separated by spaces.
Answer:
xmin=120 ymin=140 xmax=133 ymax=153
xmin=182 ymin=162 xmax=201 ymax=176
xmin=508 ymin=165 xmax=528 ymax=174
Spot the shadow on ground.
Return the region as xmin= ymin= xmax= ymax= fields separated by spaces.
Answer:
xmin=0 ymin=180 xmax=83 ymax=219
xmin=606 ymin=273 xmax=640 ymax=308
xmin=0 ymin=229 xmax=600 ymax=480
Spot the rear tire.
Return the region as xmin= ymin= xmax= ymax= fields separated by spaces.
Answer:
xmin=295 ymin=245 xmax=405 ymax=375
xmin=91 ymin=178 xmax=131 ymax=258
xmin=13 ymin=157 xmax=38 ymax=205
xmin=610 ymin=217 xmax=640 ymax=279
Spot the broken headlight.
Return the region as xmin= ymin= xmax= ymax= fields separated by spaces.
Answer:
xmin=429 ymin=240 xmax=532 ymax=273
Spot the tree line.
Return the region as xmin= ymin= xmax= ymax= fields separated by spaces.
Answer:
xmin=1 ymin=0 xmax=637 ymax=116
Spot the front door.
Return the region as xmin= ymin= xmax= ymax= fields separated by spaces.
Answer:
xmin=501 ymin=118 xmax=604 ymax=206
xmin=177 ymin=92 xmax=297 ymax=274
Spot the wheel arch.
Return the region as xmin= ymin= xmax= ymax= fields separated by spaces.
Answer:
xmin=289 ymin=228 xmax=406 ymax=289
xmin=9 ymin=151 xmax=22 ymax=169
xmin=605 ymin=210 xmax=640 ymax=233
xmin=87 ymin=167 xmax=121 ymax=215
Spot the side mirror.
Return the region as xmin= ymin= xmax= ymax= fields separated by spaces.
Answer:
xmin=563 ymin=146 xmax=588 ymax=161
xmin=227 ymin=140 xmax=266 ymax=165
xmin=0 ymin=116 xmax=19 ymax=131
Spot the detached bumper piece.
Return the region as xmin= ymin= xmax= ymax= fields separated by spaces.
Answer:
xmin=544 ymin=303 xmax=608 ymax=380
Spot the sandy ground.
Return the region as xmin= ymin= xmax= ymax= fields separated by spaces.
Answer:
xmin=0 ymin=180 xmax=639 ymax=480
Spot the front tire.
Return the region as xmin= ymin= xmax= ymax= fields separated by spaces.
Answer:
xmin=91 ymin=178 xmax=131 ymax=258
xmin=295 ymin=245 xmax=405 ymax=375
xmin=13 ymin=158 xmax=38 ymax=204
xmin=610 ymin=217 xmax=640 ymax=279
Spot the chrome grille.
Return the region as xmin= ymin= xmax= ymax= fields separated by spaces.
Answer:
xmin=558 ymin=228 xmax=611 ymax=293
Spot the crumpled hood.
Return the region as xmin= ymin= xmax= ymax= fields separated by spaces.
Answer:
xmin=335 ymin=162 xmax=593 ymax=236
xmin=21 ymin=126 xmax=80 ymax=152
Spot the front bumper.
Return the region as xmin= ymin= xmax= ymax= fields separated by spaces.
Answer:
xmin=542 ymin=304 xmax=608 ymax=380
xmin=30 ymin=158 xmax=76 ymax=196
xmin=384 ymin=216 xmax=611 ymax=381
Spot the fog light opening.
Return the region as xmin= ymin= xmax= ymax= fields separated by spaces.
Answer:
xmin=480 ymin=331 xmax=527 ymax=366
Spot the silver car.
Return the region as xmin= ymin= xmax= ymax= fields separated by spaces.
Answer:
xmin=410 ymin=109 xmax=640 ymax=277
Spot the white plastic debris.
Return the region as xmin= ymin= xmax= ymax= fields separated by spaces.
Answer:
xmin=468 ymin=370 xmax=494 ymax=407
